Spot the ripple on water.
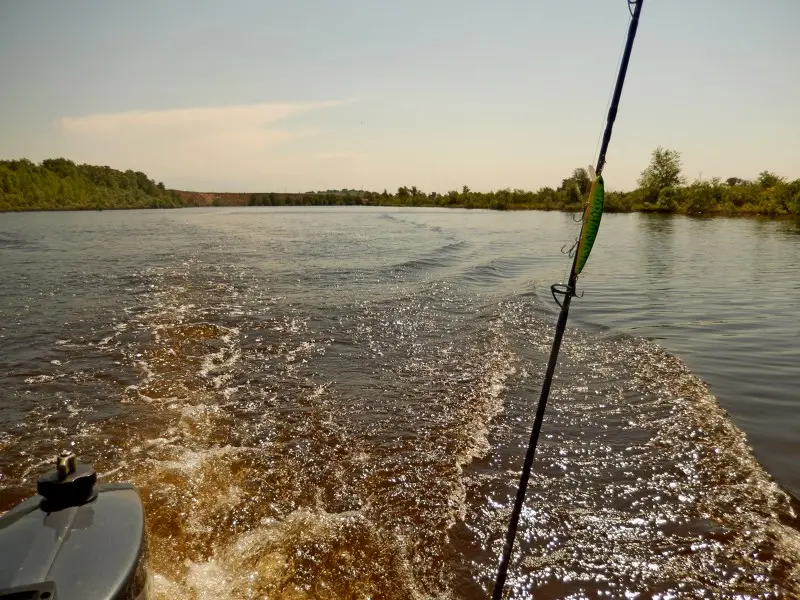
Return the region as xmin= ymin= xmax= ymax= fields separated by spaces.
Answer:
xmin=1 ymin=210 xmax=799 ymax=599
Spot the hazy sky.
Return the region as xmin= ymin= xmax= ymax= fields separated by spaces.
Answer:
xmin=1 ymin=1 xmax=798 ymax=193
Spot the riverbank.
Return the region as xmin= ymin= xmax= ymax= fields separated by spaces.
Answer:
xmin=2 ymin=158 xmax=798 ymax=218
xmin=150 ymin=184 xmax=800 ymax=219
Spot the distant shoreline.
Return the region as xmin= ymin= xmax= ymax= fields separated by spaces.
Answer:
xmin=2 ymin=157 xmax=798 ymax=219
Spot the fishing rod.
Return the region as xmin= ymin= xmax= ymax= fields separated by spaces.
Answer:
xmin=491 ymin=1 xmax=645 ymax=598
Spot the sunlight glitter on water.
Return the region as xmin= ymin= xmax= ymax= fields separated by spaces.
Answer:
xmin=1 ymin=208 xmax=799 ymax=599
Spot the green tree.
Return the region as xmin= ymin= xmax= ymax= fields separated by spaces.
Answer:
xmin=638 ymin=147 xmax=684 ymax=190
xmin=0 ymin=158 xmax=187 ymax=211
xmin=757 ymin=171 xmax=784 ymax=188
xmin=573 ymin=167 xmax=592 ymax=195
xmin=42 ymin=158 xmax=77 ymax=178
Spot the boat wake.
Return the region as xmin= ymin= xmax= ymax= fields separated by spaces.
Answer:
xmin=98 ymin=260 xmax=517 ymax=599
xmin=2 ymin=251 xmax=798 ymax=599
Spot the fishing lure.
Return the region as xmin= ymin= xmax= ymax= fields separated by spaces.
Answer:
xmin=575 ymin=167 xmax=605 ymax=276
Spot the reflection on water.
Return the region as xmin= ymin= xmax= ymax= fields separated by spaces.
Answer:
xmin=638 ymin=214 xmax=676 ymax=321
xmin=0 ymin=208 xmax=799 ymax=598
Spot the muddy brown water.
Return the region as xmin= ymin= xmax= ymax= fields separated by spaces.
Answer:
xmin=1 ymin=208 xmax=798 ymax=598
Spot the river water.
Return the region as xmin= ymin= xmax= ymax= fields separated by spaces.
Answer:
xmin=1 ymin=207 xmax=798 ymax=599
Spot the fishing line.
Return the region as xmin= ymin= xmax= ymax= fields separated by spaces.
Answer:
xmin=564 ymin=15 xmax=629 ymax=289
xmin=491 ymin=2 xmax=645 ymax=598
xmin=590 ymin=10 xmax=635 ymax=176
xmin=562 ymin=9 xmax=629 ymax=350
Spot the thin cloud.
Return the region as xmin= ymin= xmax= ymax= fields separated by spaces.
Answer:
xmin=56 ymin=99 xmax=359 ymax=186
xmin=312 ymin=151 xmax=367 ymax=160
xmin=59 ymin=99 xmax=356 ymax=134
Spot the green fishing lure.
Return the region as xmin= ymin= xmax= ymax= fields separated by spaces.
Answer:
xmin=574 ymin=173 xmax=605 ymax=276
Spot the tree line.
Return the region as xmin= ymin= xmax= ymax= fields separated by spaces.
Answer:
xmin=2 ymin=150 xmax=799 ymax=218
xmin=0 ymin=158 xmax=188 ymax=211
xmin=250 ymin=148 xmax=799 ymax=218
xmin=606 ymin=147 xmax=799 ymax=217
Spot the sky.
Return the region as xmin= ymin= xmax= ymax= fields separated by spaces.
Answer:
xmin=1 ymin=0 xmax=798 ymax=193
